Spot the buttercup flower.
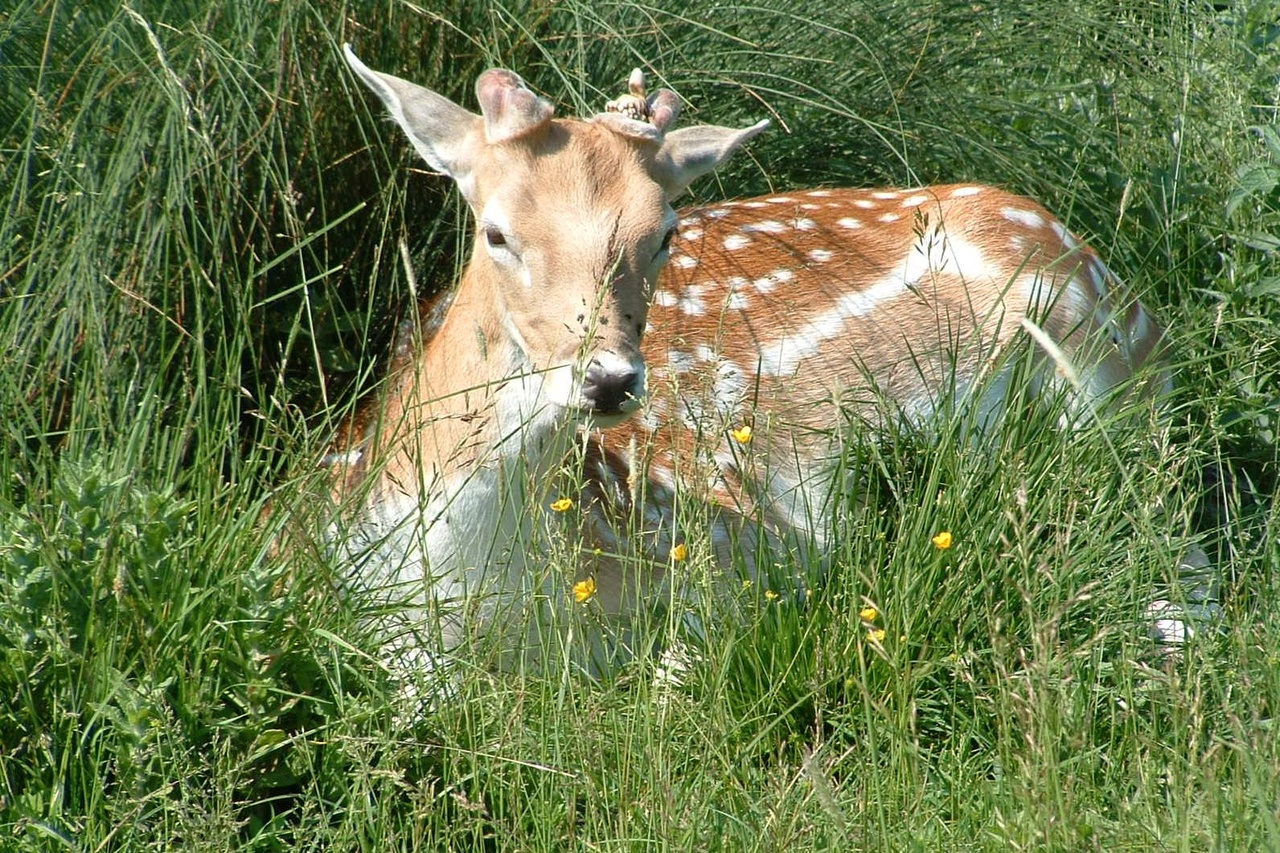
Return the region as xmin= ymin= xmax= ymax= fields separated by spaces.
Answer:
xmin=859 ymin=605 xmax=879 ymax=623
xmin=764 ymin=589 xmax=779 ymax=601
xmin=670 ymin=543 xmax=688 ymax=561
xmin=730 ymin=424 xmax=753 ymax=444
xmin=550 ymin=497 xmax=573 ymax=512
xmin=869 ymin=628 xmax=886 ymax=643
xmin=932 ymin=530 xmax=953 ymax=550
xmin=573 ymin=577 xmax=597 ymax=603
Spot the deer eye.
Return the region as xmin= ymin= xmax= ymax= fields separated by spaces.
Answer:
xmin=485 ymin=226 xmax=508 ymax=248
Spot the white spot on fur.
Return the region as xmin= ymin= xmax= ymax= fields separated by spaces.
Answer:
xmin=677 ymin=353 xmax=747 ymax=427
xmin=902 ymin=232 xmax=986 ymax=283
xmin=872 ymin=191 xmax=899 ymax=200
xmin=712 ymin=358 xmax=747 ymax=416
xmin=1049 ymin=219 xmax=1078 ymax=249
xmin=879 ymin=212 xmax=901 ymax=223
xmin=1002 ymin=207 xmax=1045 ymax=230
xmin=743 ymin=201 xmax=768 ymax=209
xmin=638 ymin=397 xmax=670 ymax=432
xmin=724 ymin=234 xmax=752 ymax=251
xmin=667 ymin=350 xmax=695 ymax=374
xmin=648 ymin=463 xmax=676 ymax=489
xmin=740 ymin=220 xmax=787 ymax=234
xmin=837 ymin=217 xmax=863 ymax=229
xmin=792 ymin=218 xmax=818 ymax=231
xmin=806 ymin=190 xmax=832 ymax=197
xmin=902 ymin=194 xmax=929 ymax=207
xmin=680 ymin=228 xmax=703 ymax=241
xmin=703 ymin=208 xmax=730 ymax=219
xmin=853 ymin=199 xmax=876 ymax=209
xmin=950 ymin=185 xmax=984 ymax=197
xmin=807 ymin=249 xmax=834 ymax=263
xmin=767 ymin=196 xmax=797 ymax=204
xmin=653 ymin=290 xmax=677 ymax=307
xmin=753 ymin=269 xmax=794 ymax=293
xmin=760 ymin=311 xmax=846 ymax=376
xmin=674 ymin=255 xmax=698 ymax=269
xmin=677 ymin=284 xmax=708 ymax=315
xmin=321 ymin=449 xmax=363 ymax=467
xmin=800 ymin=203 xmax=821 ymax=211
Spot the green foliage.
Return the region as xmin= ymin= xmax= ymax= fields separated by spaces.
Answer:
xmin=0 ymin=453 xmax=366 ymax=849
xmin=1 ymin=0 xmax=1278 ymax=850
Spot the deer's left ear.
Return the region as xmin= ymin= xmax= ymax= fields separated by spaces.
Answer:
xmin=654 ymin=120 xmax=770 ymax=199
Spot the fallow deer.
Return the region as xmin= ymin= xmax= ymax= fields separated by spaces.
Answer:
xmin=330 ymin=47 xmax=1204 ymax=672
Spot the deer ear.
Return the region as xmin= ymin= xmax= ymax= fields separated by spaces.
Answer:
xmin=344 ymin=45 xmax=484 ymax=197
xmin=655 ymin=120 xmax=770 ymax=198
xmin=646 ymin=89 xmax=681 ymax=134
xmin=474 ymin=69 xmax=555 ymax=143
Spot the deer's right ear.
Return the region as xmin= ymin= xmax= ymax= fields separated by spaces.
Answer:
xmin=344 ymin=45 xmax=483 ymax=197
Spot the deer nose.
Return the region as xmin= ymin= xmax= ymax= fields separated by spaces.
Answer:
xmin=582 ymin=358 xmax=643 ymax=416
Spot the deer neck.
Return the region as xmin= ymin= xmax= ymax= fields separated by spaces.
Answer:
xmin=376 ymin=257 xmax=574 ymax=505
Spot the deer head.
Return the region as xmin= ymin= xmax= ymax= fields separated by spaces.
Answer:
xmin=343 ymin=46 xmax=768 ymax=426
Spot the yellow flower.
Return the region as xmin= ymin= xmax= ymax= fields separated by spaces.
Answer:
xmin=730 ymin=424 xmax=753 ymax=444
xmin=932 ymin=530 xmax=953 ymax=550
xmin=869 ymin=628 xmax=886 ymax=643
xmin=764 ymin=589 xmax=779 ymax=601
xmin=859 ymin=605 xmax=879 ymax=623
xmin=573 ymin=577 xmax=596 ymax=603
xmin=670 ymin=543 xmax=688 ymax=561
xmin=550 ymin=497 xmax=573 ymax=512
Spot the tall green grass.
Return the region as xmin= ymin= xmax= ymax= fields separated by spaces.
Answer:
xmin=2 ymin=0 xmax=1278 ymax=850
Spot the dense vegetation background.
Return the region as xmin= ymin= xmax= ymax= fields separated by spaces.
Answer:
xmin=2 ymin=0 xmax=1278 ymax=849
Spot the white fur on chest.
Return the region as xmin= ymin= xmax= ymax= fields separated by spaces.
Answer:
xmin=343 ymin=368 xmax=573 ymax=650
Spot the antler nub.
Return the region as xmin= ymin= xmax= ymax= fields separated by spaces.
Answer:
xmin=597 ymin=68 xmax=681 ymax=142
xmin=605 ymin=69 xmax=651 ymax=122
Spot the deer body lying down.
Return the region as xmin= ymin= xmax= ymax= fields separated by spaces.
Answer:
xmin=333 ymin=48 xmax=1171 ymax=665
